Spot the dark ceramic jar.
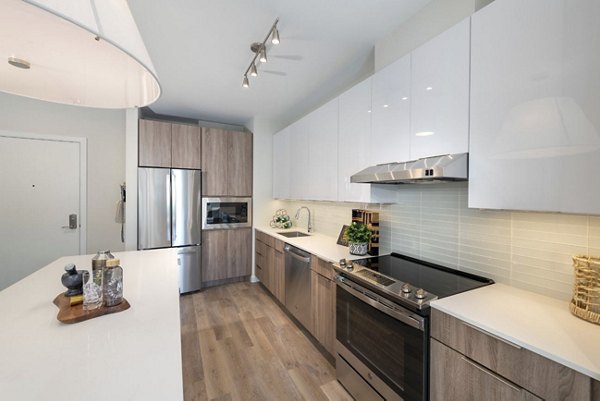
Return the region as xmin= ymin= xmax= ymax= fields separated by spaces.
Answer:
xmin=61 ymin=263 xmax=83 ymax=296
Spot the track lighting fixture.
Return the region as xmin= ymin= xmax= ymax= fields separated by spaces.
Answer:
xmin=242 ymin=18 xmax=280 ymax=89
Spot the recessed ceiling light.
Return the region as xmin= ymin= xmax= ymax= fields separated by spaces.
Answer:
xmin=415 ymin=131 xmax=434 ymax=137
xmin=383 ymin=104 xmax=389 ymax=108
xmin=426 ymin=86 xmax=433 ymax=91
xmin=402 ymin=96 xmax=408 ymax=101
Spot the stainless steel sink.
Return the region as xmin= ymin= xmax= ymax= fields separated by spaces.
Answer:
xmin=278 ymin=231 xmax=310 ymax=238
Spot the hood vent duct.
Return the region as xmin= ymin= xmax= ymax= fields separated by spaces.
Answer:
xmin=351 ymin=153 xmax=468 ymax=184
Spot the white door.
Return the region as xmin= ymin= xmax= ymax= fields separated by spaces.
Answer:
xmin=0 ymin=134 xmax=84 ymax=290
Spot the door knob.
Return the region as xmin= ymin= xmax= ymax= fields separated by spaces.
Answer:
xmin=61 ymin=214 xmax=78 ymax=229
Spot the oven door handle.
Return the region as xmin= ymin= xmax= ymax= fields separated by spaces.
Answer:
xmin=336 ymin=277 xmax=425 ymax=331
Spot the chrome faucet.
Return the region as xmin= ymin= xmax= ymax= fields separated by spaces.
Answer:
xmin=295 ymin=206 xmax=313 ymax=233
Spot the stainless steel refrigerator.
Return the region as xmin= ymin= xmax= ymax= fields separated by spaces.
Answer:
xmin=138 ymin=168 xmax=202 ymax=293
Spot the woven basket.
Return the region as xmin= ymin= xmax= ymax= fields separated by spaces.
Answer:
xmin=570 ymin=255 xmax=600 ymax=325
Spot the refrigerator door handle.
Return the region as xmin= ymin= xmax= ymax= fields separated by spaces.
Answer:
xmin=172 ymin=171 xmax=177 ymax=243
xmin=166 ymin=172 xmax=171 ymax=242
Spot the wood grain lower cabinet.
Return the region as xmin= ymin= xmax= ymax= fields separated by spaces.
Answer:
xmin=431 ymin=309 xmax=594 ymax=401
xmin=310 ymin=258 xmax=335 ymax=355
xmin=228 ymin=229 xmax=252 ymax=278
xmin=255 ymin=240 xmax=265 ymax=284
xmin=202 ymin=229 xmax=251 ymax=283
xmin=254 ymin=232 xmax=284 ymax=304
xmin=273 ymin=248 xmax=285 ymax=304
xmin=255 ymin=231 xmax=335 ymax=354
xmin=431 ymin=339 xmax=542 ymax=401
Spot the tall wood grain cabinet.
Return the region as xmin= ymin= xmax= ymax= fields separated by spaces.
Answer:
xmin=138 ymin=119 xmax=201 ymax=169
xmin=201 ymin=127 xmax=252 ymax=196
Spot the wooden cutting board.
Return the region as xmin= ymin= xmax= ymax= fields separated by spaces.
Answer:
xmin=53 ymin=293 xmax=130 ymax=324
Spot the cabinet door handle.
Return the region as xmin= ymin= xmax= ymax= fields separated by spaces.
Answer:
xmin=462 ymin=321 xmax=522 ymax=350
xmin=460 ymin=356 xmax=522 ymax=393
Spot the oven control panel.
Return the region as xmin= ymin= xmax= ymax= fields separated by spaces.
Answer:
xmin=334 ymin=259 xmax=438 ymax=310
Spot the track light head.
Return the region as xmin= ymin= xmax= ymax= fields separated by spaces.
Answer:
xmin=242 ymin=75 xmax=249 ymax=88
xmin=271 ymin=28 xmax=280 ymax=45
xmin=249 ymin=63 xmax=258 ymax=77
xmin=259 ymin=47 xmax=267 ymax=63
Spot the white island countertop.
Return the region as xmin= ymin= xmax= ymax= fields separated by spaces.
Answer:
xmin=0 ymin=249 xmax=183 ymax=401
xmin=431 ymin=283 xmax=600 ymax=381
xmin=255 ymin=226 xmax=378 ymax=263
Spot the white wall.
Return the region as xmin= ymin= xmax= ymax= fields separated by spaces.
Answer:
xmin=246 ymin=117 xmax=281 ymax=280
xmin=375 ymin=0 xmax=493 ymax=70
xmin=0 ymin=92 xmax=126 ymax=254
xmin=124 ymin=108 xmax=139 ymax=251
xmin=247 ymin=117 xmax=284 ymax=229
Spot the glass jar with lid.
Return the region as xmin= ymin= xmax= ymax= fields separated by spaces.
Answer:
xmin=103 ymin=258 xmax=123 ymax=307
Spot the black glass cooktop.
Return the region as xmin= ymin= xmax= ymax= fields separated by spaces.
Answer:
xmin=353 ymin=253 xmax=494 ymax=299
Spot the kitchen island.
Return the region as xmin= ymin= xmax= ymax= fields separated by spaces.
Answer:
xmin=0 ymin=249 xmax=183 ymax=401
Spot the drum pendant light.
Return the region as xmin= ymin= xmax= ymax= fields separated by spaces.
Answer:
xmin=0 ymin=0 xmax=161 ymax=109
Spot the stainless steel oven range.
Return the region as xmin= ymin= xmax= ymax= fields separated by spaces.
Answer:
xmin=201 ymin=197 xmax=252 ymax=230
xmin=333 ymin=253 xmax=494 ymax=401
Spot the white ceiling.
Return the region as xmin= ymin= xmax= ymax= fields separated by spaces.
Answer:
xmin=127 ymin=0 xmax=431 ymax=127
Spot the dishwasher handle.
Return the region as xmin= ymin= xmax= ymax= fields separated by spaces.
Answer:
xmin=284 ymin=245 xmax=311 ymax=263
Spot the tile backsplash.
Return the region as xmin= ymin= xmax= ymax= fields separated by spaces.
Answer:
xmin=271 ymin=199 xmax=390 ymax=252
xmin=275 ymin=183 xmax=600 ymax=301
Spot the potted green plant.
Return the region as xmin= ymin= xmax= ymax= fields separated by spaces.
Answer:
xmin=345 ymin=222 xmax=372 ymax=256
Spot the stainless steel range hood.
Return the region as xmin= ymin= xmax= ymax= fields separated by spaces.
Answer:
xmin=351 ymin=153 xmax=468 ymax=184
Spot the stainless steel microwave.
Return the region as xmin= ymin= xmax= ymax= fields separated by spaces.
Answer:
xmin=201 ymin=197 xmax=252 ymax=230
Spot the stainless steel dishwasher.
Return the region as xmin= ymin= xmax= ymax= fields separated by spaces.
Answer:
xmin=284 ymin=244 xmax=312 ymax=329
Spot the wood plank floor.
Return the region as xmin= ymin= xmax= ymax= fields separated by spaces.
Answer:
xmin=180 ymin=281 xmax=352 ymax=401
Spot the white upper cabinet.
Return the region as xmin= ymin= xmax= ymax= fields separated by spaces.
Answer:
xmin=308 ymin=98 xmax=339 ymax=201
xmin=338 ymin=78 xmax=373 ymax=202
xmin=371 ymin=54 xmax=411 ymax=165
xmin=289 ymin=117 xmax=310 ymax=200
xmin=272 ymin=127 xmax=291 ymax=199
xmin=469 ymin=0 xmax=600 ymax=214
xmin=410 ymin=18 xmax=470 ymax=160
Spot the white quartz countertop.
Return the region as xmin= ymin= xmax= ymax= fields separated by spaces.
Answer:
xmin=255 ymin=226 xmax=377 ymax=263
xmin=0 ymin=249 xmax=183 ymax=401
xmin=431 ymin=283 xmax=600 ymax=380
